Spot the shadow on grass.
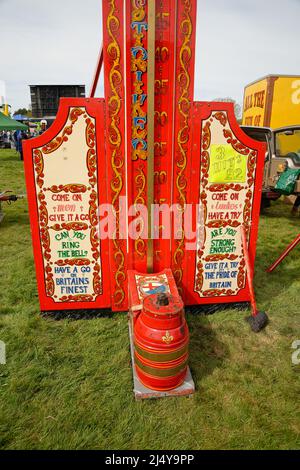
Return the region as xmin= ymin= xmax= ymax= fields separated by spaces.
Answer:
xmin=41 ymin=308 xmax=115 ymax=321
xmin=261 ymin=204 xmax=299 ymax=223
xmin=1 ymin=212 xmax=29 ymax=227
xmin=188 ymin=317 xmax=229 ymax=387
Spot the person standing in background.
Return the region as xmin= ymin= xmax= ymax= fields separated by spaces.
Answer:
xmin=15 ymin=130 xmax=23 ymax=160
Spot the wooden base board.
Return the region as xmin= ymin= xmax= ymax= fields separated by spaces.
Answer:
xmin=128 ymin=319 xmax=195 ymax=400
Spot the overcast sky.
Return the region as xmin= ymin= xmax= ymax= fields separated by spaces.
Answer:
xmin=1 ymin=0 xmax=300 ymax=112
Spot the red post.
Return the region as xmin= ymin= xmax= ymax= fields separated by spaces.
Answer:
xmin=89 ymin=45 xmax=103 ymax=98
xmin=241 ymin=225 xmax=258 ymax=316
xmin=267 ymin=234 xmax=300 ymax=273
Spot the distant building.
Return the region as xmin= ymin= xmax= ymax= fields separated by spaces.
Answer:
xmin=30 ymin=85 xmax=85 ymax=119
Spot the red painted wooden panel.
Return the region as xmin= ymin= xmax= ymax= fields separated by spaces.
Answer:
xmin=102 ymin=0 xmax=128 ymax=311
xmin=125 ymin=0 xmax=149 ymax=273
xmin=153 ymin=0 xmax=177 ymax=272
xmin=184 ymin=101 xmax=266 ymax=305
xmin=23 ymin=98 xmax=111 ymax=311
xmin=171 ymin=0 xmax=197 ymax=298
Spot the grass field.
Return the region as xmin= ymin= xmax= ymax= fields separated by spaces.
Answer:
xmin=0 ymin=149 xmax=299 ymax=450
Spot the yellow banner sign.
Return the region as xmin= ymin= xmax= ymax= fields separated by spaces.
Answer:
xmin=209 ymin=144 xmax=247 ymax=183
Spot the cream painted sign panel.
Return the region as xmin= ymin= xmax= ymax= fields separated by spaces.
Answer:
xmin=195 ymin=112 xmax=257 ymax=298
xmin=32 ymin=107 xmax=102 ymax=303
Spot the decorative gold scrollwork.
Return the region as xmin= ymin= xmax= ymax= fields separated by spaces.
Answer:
xmin=173 ymin=0 xmax=193 ymax=289
xmin=107 ymin=0 xmax=126 ymax=305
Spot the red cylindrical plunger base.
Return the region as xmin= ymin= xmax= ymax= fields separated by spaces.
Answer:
xmin=134 ymin=293 xmax=189 ymax=391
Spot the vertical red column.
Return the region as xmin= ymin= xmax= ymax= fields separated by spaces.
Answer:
xmin=125 ymin=1 xmax=149 ymax=273
xmin=102 ymin=0 xmax=128 ymax=311
xmin=153 ymin=0 xmax=177 ymax=272
xmin=171 ymin=0 xmax=197 ymax=297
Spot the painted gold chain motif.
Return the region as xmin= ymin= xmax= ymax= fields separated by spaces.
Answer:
xmin=107 ymin=0 xmax=126 ymax=305
xmin=37 ymin=188 xmax=54 ymax=297
xmin=50 ymin=222 xmax=88 ymax=231
xmin=34 ymin=108 xmax=103 ymax=303
xmin=173 ymin=0 xmax=193 ymax=290
xmin=45 ymin=184 xmax=87 ymax=194
xmin=195 ymin=111 xmax=257 ymax=297
xmin=55 ymin=259 xmax=91 ymax=267
xmin=87 ymin=116 xmax=102 ymax=297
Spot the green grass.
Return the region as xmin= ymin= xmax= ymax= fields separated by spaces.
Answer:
xmin=0 ymin=148 xmax=299 ymax=450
